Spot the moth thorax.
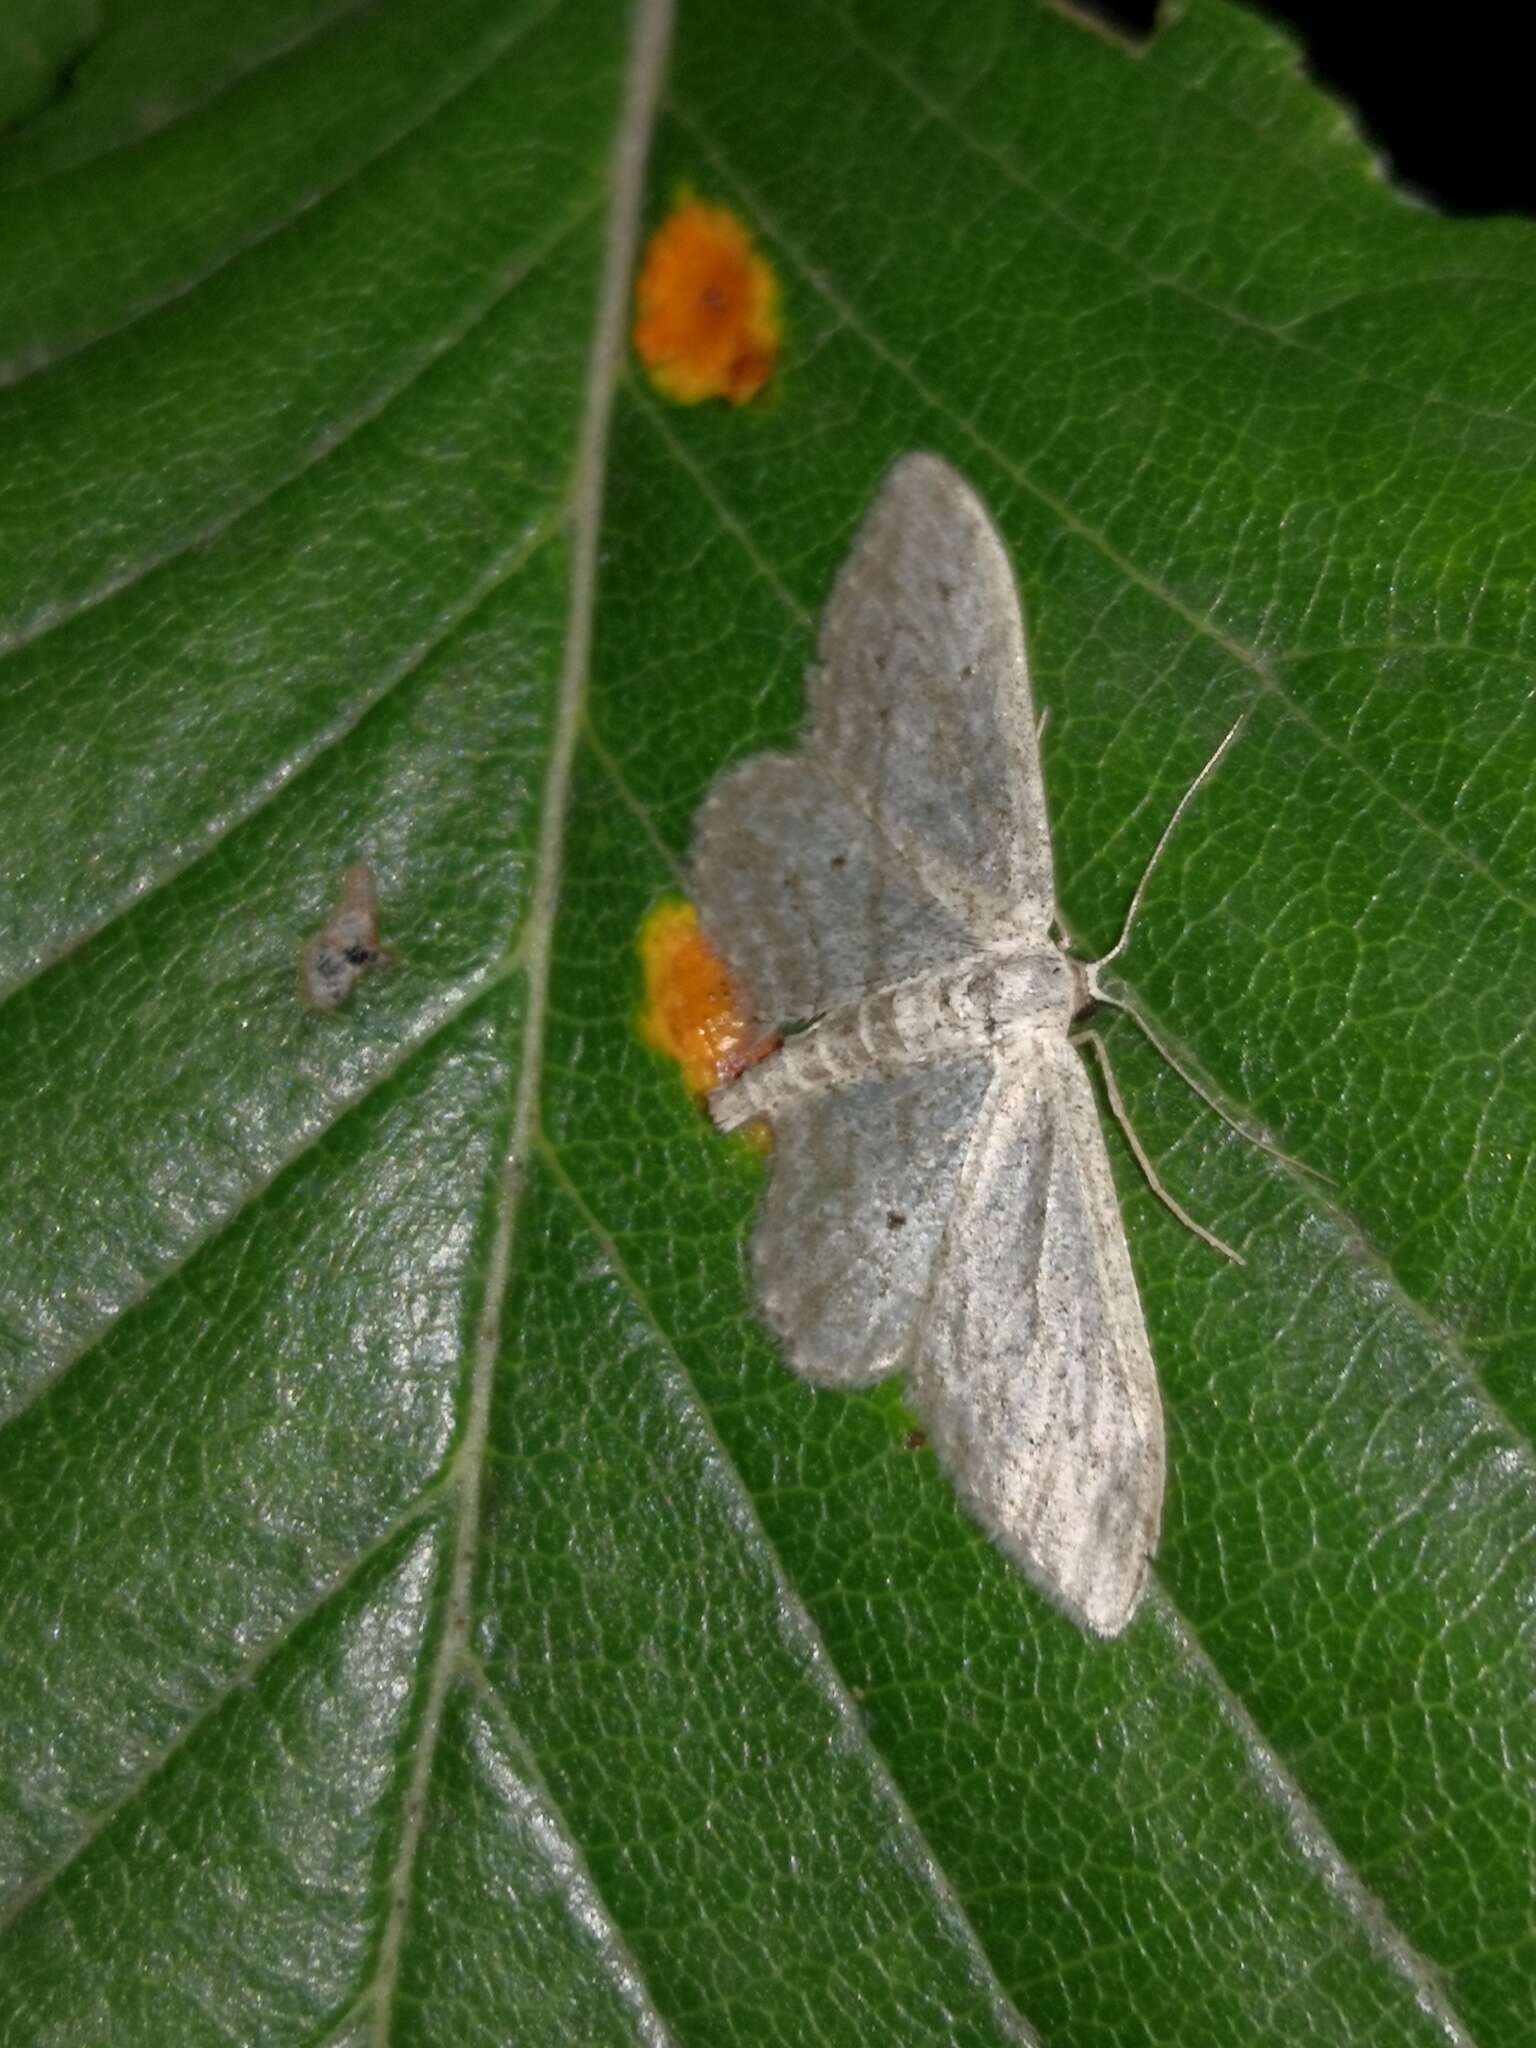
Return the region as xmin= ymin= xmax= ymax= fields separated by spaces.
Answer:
xmin=932 ymin=944 xmax=1075 ymax=1048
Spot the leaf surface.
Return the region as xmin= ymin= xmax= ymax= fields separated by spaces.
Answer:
xmin=1 ymin=2 xmax=1532 ymax=2042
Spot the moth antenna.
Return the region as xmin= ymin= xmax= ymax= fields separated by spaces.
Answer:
xmin=1082 ymin=708 xmax=1330 ymax=1188
xmin=1071 ymin=1027 xmax=1245 ymax=1264
xmin=1096 ymin=710 xmax=1249 ymax=973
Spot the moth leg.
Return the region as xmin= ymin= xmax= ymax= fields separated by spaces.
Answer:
xmin=1070 ymin=1028 xmax=1243 ymax=1264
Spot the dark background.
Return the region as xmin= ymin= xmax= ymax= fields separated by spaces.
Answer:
xmin=1091 ymin=2 xmax=1533 ymax=216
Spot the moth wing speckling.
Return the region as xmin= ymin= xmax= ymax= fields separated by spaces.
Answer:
xmin=805 ymin=452 xmax=1056 ymax=945
xmin=691 ymin=751 xmax=979 ymax=1033
xmin=748 ymin=1055 xmax=996 ymax=1388
xmin=911 ymin=1050 xmax=1163 ymax=1639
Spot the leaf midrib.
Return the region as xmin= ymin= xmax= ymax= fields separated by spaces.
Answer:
xmin=361 ymin=2 xmax=676 ymax=2036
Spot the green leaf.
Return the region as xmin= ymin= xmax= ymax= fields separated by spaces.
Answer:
xmin=1 ymin=1 xmax=1531 ymax=2041
xmin=0 ymin=0 xmax=96 ymax=137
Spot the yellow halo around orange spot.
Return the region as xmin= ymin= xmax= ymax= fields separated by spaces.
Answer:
xmin=636 ymin=898 xmax=776 ymax=1102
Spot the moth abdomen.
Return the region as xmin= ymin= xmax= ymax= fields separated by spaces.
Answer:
xmin=710 ymin=944 xmax=1073 ymax=1128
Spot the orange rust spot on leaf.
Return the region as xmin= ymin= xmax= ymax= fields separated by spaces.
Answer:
xmin=632 ymin=193 xmax=781 ymax=406
xmin=637 ymin=898 xmax=777 ymax=1099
